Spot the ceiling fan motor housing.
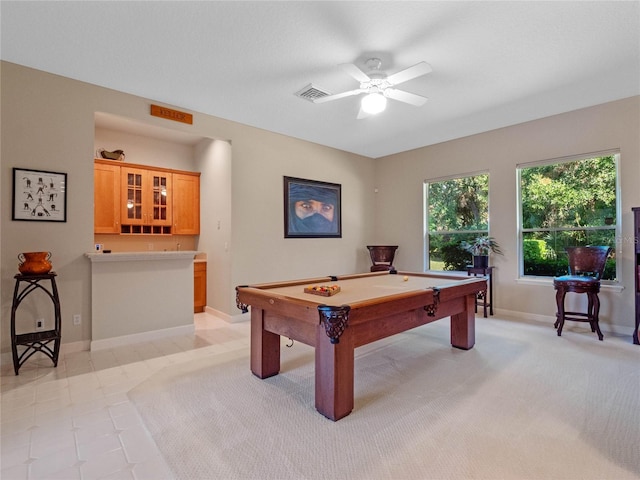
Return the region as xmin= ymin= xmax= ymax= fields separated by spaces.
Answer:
xmin=308 ymin=58 xmax=431 ymax=113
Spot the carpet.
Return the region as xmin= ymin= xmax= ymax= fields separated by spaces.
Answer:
xmin=128 ymin=317 xmax=640 ymax=479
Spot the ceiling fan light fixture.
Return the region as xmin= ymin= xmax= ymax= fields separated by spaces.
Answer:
xmin=361 ymin=92 xmax=387 ymax=115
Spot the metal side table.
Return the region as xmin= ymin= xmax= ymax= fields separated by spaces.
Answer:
xmin=10 ymin=272 xmax=62 ymax=375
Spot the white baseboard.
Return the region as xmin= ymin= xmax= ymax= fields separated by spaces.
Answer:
xmin=2 ymin=309 xmax=630 ymax=365
xmin=61 ymin=340 xmax=91 ymax=355
xmin=0 ymin=351 xmax=12 ymax=366
xmin=0 ymin=340 xmax=91 ymax=367
xmin=493 ymin=308 xmax=636 ymax=337
xmin=90 ymin=323 xmax=195 ymax=351
xmin=204 ymin=305 xmax=249 ymax=323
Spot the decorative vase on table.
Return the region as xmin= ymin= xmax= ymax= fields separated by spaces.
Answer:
xmin=461 ymin=236 xmax=502 ymax=270
xmin=18 ymin=252 xmax=53 ymax=275
xmin=473 ymin=255 xmax=489 ymax=269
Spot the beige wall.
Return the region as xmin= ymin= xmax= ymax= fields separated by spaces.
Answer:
xmin=95 ymin=125 xmax=198 ymax=171
xmin=88 ymin=253 xmax=195 ymax=346
xmin=1 ymin=61 xmax=638 ymax=356
xmin=374 ymin=96 xmax=640 ymax=335
xmin=195 ymin=138 xmax=233 ymax=316
xmin=1 ymin=62 xmax=374 ymax=354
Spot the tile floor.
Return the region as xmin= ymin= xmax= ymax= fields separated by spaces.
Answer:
xmin=1 ymin=313 xmax=250 ymax=480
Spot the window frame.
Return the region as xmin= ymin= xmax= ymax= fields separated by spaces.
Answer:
xmin=423 ymin=170 xmax=491 ymax=272
xmin=516 ymin=150 xmax=621 ymax=283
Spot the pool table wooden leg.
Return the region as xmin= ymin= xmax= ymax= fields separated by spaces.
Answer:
xmin=250 ymin=307 xmax=280 ymax=378
xmin=314 ymin=327 xmax=354 ymax=421
xmin=450 ymin=293 xmax=476 ymax=350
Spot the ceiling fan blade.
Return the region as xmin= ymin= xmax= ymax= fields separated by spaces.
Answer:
xmin=312 ymin=88 xmax=365 ymax=104
xmin=386 ymin=61 xmax=432 ymax=85
xmin=357 ymin=108 xmax=372 ymax=120
xmin=338 ymin=63 xmax=371 ymax=83
xmin=385 ymin=88 xmax=428 ymax=106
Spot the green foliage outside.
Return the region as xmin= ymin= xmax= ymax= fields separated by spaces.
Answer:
xmin=427 ymin=174 xmax=489 ymax=271
xmin=520 ymin=155 xmax=617 ymax=280
xmin=520 ymin=156 xmax=616 ymax=229
xmin=437 ymin=237 xmax=473 ymax=271
xmin=428 ymin=175 xmax=488 ymax=232
xmin=427 ymin=155 xmax=617 ymax=280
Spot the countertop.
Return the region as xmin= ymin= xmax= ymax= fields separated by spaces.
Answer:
xmin=85 ymin=251 xmax=202 ymax=263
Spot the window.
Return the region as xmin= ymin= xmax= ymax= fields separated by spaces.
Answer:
xmin=424 ymin=173 xmax=489 ymax=271
xmin=518 ymin=153 xmax=619 ymax=281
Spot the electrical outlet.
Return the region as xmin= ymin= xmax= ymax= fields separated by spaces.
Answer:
xmin=73 ymin=314 xmax=81 ymax=326
xmin=148 ymin=243 xmax=154 ymax=251
xmin=35 ymin=318 xmax=45 ymax=331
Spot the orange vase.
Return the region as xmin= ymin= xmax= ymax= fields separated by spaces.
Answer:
xmin=18 ymin=252 xmax=52 ymax=275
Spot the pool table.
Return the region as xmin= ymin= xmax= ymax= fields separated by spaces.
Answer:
xmin=236 ymin=270 xmax=486 ymax=421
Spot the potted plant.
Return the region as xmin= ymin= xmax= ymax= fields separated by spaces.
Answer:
xmin=461 ymin=236 xmax=503 ymax=268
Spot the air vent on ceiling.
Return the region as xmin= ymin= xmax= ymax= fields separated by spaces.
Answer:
xmin=295 ymin=84 xmax=331 ymax=102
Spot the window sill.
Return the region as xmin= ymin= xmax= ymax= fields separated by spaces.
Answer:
xmin=515 ymin=276 xmax=625 ymax=293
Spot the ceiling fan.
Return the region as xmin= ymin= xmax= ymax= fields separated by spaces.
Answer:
xmin=313 ymin=58 xmax=432 ymax=118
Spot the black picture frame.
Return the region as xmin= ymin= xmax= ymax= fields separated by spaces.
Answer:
xmin=284 ymin=176 xmax=341 ymax=238
xmin=12 ymin=168 xmax=67 ymax=222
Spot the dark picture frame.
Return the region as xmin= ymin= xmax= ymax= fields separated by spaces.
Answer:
xmin=284 ymin=176 xmax=341 ymax=238
xmin=12 ymin=168 xmax=67 ymax=222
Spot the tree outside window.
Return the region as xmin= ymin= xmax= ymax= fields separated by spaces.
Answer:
xmin=425 ymin=173 xmax=489 ymax=271
xmin=519 ymin=154 xmax=618 ymax=280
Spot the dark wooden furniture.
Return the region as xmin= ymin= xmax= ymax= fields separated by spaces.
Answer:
xmin=11 ymin=273 xmax=62 ymax=375
xmin=633 ymin=207 xmax=640 ymax=345
xmin=466 ymin=265 xmax=494 ymax=317
xmin=236 ymin=270 xmax=486 ymax=421
xmin=553 ymin=246 xmax=611 ymax=341
xmin=366 ymin=245 xmax=398 ymax=272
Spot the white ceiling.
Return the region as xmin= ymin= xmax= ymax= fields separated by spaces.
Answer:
xmin=2 ymin=1 xmax=639 ymax=158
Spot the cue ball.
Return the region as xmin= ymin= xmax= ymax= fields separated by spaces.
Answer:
xmin=403 ymin=276 xmax=409 ymax=281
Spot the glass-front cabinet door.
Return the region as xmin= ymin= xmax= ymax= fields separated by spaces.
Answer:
xmin=125 ymin=169 xmax=144 ymax=223
xmin=152 ymin=174 xmax=171 ymax=225
xmin=120 ymin=167 xmax=172 ymax=233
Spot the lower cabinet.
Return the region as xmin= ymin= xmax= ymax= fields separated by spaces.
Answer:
xmin=194 ymin=261 xmax=207 ymax=313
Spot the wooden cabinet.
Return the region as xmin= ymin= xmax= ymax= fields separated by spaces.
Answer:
xmin=633 ymin=207 xmax=640 ymax=345
xmin=121 ymin=166 xmax=172 ymax=231
xmin=94 ymin=159 xmax=199 ymax=235
xmin=94 ymin=161 xmax=121 ymax=233
xmin=173 ymin=172 xmax=201 ymax=235
xmin=194 ymin=261 xmax=207 ymax=313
